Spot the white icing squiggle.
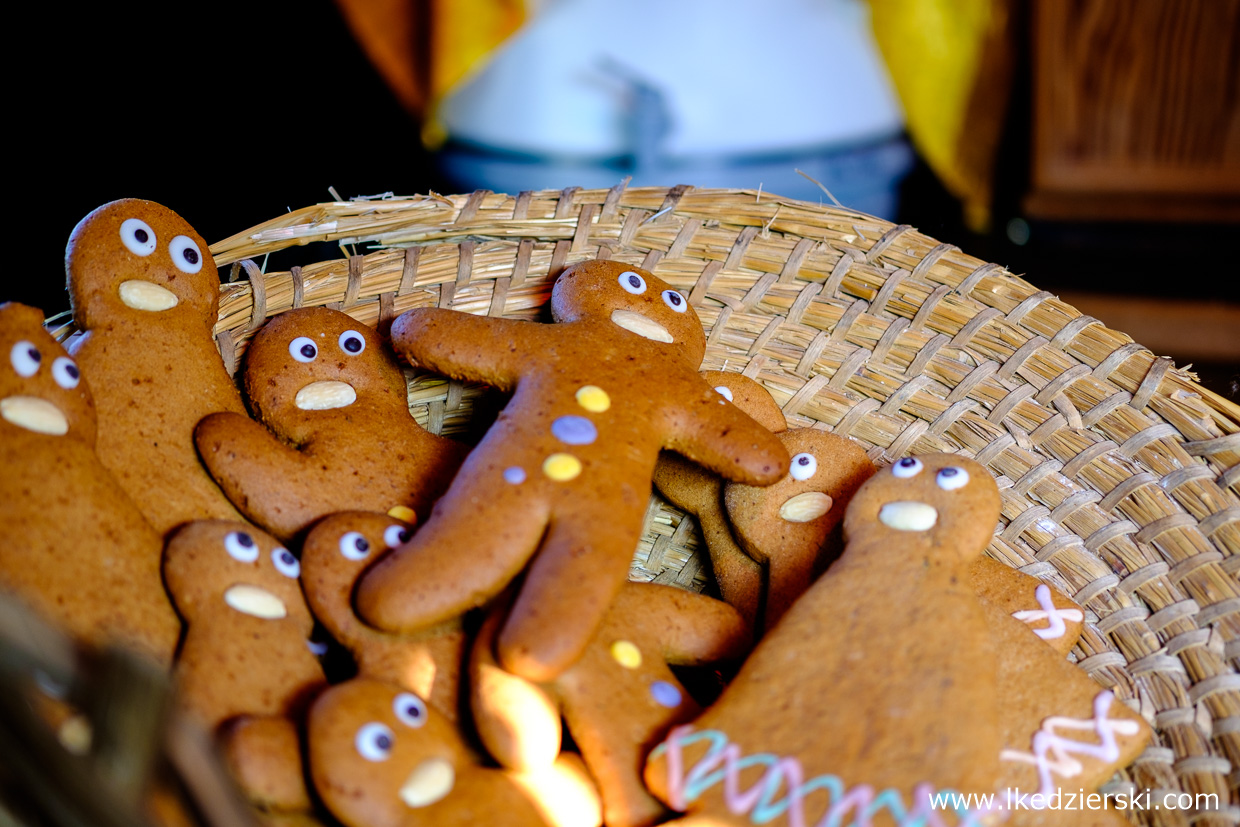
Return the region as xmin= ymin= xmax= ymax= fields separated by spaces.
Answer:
xmin=1011 ymin=584 xmax=1084 ymax=640
xmin=999 ymin=690 xmax=1141 ymax=800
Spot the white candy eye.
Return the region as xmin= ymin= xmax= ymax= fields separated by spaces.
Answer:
xmin=10 ymin=341 xmax=41 ymax=377
xmin=355 ymin=722 xmax=394 ymax=762
xmin=119 ymin=218 xmax=157 ymax=256
xmin=661 ymin=290 xmax=687 ymax=313
xmin=339 ymin=330 xmax=366 ymax=355
xmin=789 ymin=453 xmax=817 ymax=481
xmin=618 ymin=271 xmax=647 ymax=294
xmin=289 ymin=337 xmax=318 ymax=363
xmin=224 ymin=531 xmax=259 ymax=563
xmin=393 ymin=693 xmax=428 ymax=728
xmin=272 ymin=547 xmax=300 ymax=578
xmin=52 ymin=357 xmax=80 ymax=389
xmin=936 ymin=467 xmax=970 ymax=491
xmin=168 ymin=235 xmax=204 ymax=274
xmin=339 ymin=531 xmax=371 ymax=561
xmin=713 ymin=385 xmax=734 ymax=402
xmin=384 ymin=524 xmax=411 ymax=548
xmin=892 ymin=457 xmax=923 ymax=478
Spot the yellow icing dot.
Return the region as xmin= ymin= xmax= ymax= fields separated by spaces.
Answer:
xmin=543 ymin=453 xmax=582 ymax=482
xmin=387 ymin=505 xmax=417 ymax=523
xmin=610 ymin=640 xmax=642 ymax=669
xmin=575 ymin=385 xmax=611 ymax=412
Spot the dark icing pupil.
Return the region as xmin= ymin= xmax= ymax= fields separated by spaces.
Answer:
xmin=27 ymin=346 xmax=41 ymax=363
xmin=65 ymin=364 xmax=79 ymax=379
xmin=397 ymin=529 xmax=410 ymax=543
xmin=183 ymin=248 xmax=199 ymax=265
xmin=898 ymin=458 xmax=917 ymax=467
xmin=300 ymin=344 xmax=316 ymax=358
xmin=344 ymin=337 xmax=362 ymax=353
xmin=375 ymin=734 xmax=392 ymax=750
xmin=134 ymin=228 xmax=149 ymax=243
xmin=402 ymin=703 xmax=421 ymax=719
xmin=797 ymin=456 xmax=811 ymax=465
xmin=237 ymin=533 xmax=254 ymax=548
xmin=355 ymin=537 xmax=370 ymax=552
xmin=940 ymin=467 xmax=958 ymax=477
xmin=279 ymin=550 xmax=295 ymax=564
xmin=627 ymin=275 xmax=641 ymax=288
xmin=668 ymin=293 xmax=681 ymax=306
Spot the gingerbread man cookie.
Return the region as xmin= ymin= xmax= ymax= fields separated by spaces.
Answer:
xmin=300 ymin=511 xmax=467 ymax=721
xmin=164 ymin=520 xmax=325 ymax=810
xmin=652 ymin=371 xmax=788 ymax=630
xmin=357 ymin=260 xmax=788 ymax=681
xmin=471 ymin=581 xmax=751 ymax=827
xmin=646 ymin=453 xmax=1005 ymax=825
xmin=196 ymin=308 xmax=466 ymax=541
xmin=65 ymin=199 xmax=247 ymax=535
xmin=307 ymin=676 xmax=602 ymax=827
xmin=0 ymin=302 xmax=179 ymax=663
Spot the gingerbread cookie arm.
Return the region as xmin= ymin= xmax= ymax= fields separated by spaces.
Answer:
xmin=390 ymin=308 xmax=543 ymax=390
xmin=971 ymin=557 xmax=1084 ymax=656
xmin=662 ymin=393 xmax=789 ymax=487
xmin=630 ymin=584 xmax=752 ymax=666
xmin=470 ymin=600 xmax=563 ymax=772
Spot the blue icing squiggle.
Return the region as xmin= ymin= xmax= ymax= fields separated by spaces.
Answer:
xmin=551 ymin=415 xmax=597 ymax=446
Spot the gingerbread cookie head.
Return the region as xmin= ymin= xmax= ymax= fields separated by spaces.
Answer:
xmin=1 ymin=303 xmax=93 ymax=442
xmin=844 ymin=453 xmax=1000 ymax=561
xmin=241 ymin=307 xmax=408 ymax=436
xmin=549 ymin=260 xmax=706 ymax=366
xmin=163 ymin=520 xmax=311 ymax=634
xmin=66 ymin=199 xmax=218 ymax=330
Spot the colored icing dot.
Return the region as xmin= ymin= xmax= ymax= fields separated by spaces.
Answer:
xmin=551 ymin=415 xmax=598 ymax=446
xmin=387 ymin=505 xmax=417 ymax=523
xmin=504 ymin=466 xmax=527 ymax=484
xmin=650 ymin=681 xmax=682 ymax=709
xmin=576 ymin=385 xmax=611 ymax=412
xmin=543 ymin=453 xmax=582 ymax=482
xmin=610 ymin=640 xmax=642 ymax=669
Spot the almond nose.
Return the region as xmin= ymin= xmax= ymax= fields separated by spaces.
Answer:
xmin=1 ymin=396 xmax=69 ymax=435
xmin=119 ymin=280 xmax=179 ymax=311
xmin=400 ymin=758 xmax=455 ymax=808
xmin=878 ymin=501 xmax=938 ymax=531
xmin=294 ymin=381 xmax=357 ymax=411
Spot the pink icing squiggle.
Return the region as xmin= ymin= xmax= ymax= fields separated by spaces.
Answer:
xmin=1011 ymin=584 xmax=1084 ymax=640
xmin=658 ymin=725 xmax=992 ymax=827
xmin=999 ymin=690 xmax=1141 ymax=798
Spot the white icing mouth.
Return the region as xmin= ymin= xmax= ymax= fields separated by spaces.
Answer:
xmin=610 ymin=309 xmax=672 ymax=343
xmin=295 ymin=381 xmax=357 ymax=410
xmin=119 ymin=280 xmax=179 ymax=311
xmin=1 ymin=396 xmax=68 ymax=435
xmin=779 ymin=492 xmax=833 ymax=523
xmin=878 ymin=501 xmax=938 ymax=531
xmin=400 ymin=758 xmax=455 ymax=808
xmin=223 ymin=584 xmax=287 ymax=619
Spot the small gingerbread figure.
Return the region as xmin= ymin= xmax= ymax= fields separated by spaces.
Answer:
xmin=0 ymin=302 xmax=179 ymax=664
xmin=646 ymin=454 xmax=1006 ymax=825
xmin=164 ymin=520 xmax=326 ymax=810
xmin=357 ymin=260 xmax=789 ymax=681
xmin=299 ymin=511 xmax=467 ymax=721
xmin=307 ymin=676 xmax=602 ymax=827
xmin=471 ymin=581 xmax=751 ymax=827
xmin=65 ymin=199 xmax=247 ymax=535
xmin=196 ymin=308 xmax=467 ymax=541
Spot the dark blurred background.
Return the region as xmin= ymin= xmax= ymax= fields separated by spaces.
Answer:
xmin=14 ymin=0 xmax=1238 ymax=397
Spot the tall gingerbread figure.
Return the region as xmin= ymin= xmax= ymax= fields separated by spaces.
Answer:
xmin=358 ymin=260 xmax=788 ymax=681
xmin=66 ymin=198 xmax=247 ymax=535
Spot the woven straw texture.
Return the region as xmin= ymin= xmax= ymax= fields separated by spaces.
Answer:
xmin=205 ymin=185 xmax=1239 ymax=825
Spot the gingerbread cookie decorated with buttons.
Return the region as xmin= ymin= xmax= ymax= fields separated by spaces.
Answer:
xmin=164 ymin=520 xmax=325 ymax=810
xmin=196 ymin=307 xmax=466 ymax=542
xmin=471 ymin=581 xmax=750 ymax=827
xmin=300 ymin=511 xmax=467 ymax=721
xmin=0 ymin=302 xmax=179 ymax=663
xmin=646 ymin=453 xmax=1005 ymax=826
xmin=358 ymin=260 xmax=788 ymax=681
xmin=308 ymin=676 xmax=602 ymax=827
xmin=66 ymin=199 xmax=247 ymax=535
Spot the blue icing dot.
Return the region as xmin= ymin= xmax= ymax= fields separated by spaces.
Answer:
xmin=650 ymin=680 xmax=682 ymax=708
xmin=551 ymin=415 xmax=597 ymax=446
xmin=503 ymin=466 xmax=526 ymax=484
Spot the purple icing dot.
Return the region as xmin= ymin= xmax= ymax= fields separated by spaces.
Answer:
xmin=650 ymin=680 xmax=682 ymax=709
xmin=504 ymin=467 xmax=526 ymax=484
xmin=551 ymin=415 xmax=597 ymax=446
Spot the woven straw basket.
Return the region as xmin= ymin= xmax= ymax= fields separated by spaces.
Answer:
xmin=204 ymin=184 xmax=1239 ymax=825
